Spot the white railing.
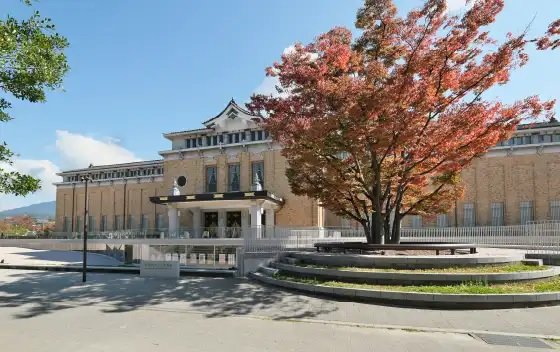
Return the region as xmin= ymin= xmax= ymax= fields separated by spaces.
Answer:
xmin=401 ymin=225 xmax=530 ymax=246
xmin=243 ymin=227 xmax=365 ymax=253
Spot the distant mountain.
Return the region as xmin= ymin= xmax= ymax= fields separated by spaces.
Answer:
xmin=0 ymin=201 xmax=56 ymax=219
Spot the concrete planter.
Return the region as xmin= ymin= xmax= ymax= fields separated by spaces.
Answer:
xmin=289 ymin=252 xmax=523 ymax=269
xmin=249 ymin=271 xmax=560 ymax=309
xmin=271 ymin=262 xmax=560 ymax=285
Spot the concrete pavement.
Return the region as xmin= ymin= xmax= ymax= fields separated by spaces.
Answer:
xmin=1 ymin=269 xmax=559 ymax=351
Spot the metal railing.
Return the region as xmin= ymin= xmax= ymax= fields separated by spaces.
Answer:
xmin=6 ymin=222 xmax=560 ymax=256
xmin=243 ymin=227 xmax=365 ymax=253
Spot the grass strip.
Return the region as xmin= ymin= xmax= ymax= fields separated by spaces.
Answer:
xmin=273 ymin=273 xmax=560 ymax=294
xmin=296 ymin=263 xmax=548 ymax=274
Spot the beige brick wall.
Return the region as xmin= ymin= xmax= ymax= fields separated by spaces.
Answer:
xmin=57 ymin=149 xmax=560 ymax=231
xmin=55 ymin=180 xmax=165 ymax=232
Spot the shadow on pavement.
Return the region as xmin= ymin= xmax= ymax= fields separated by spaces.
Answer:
xmin=0 ymin=270 xmax=338 ymax=320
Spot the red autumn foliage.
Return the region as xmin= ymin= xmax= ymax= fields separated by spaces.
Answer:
xmin=248 ymin=0 xmax=556 ymax=243
xmin=536 ymin=19 xmax=560 ymax=50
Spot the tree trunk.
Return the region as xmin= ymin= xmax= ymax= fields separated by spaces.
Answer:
xmin=390 ymin=213 xmax=402 ymax=244
xmin=361 ymin=221 xmax=373 ymax=244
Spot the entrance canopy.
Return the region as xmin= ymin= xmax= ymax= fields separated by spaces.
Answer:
xmin=149 ymin=190 xmax=284 ymax=237
xmin=149 ymin=190 xmax=283 ymax=209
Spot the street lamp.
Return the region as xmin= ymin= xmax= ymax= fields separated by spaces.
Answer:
xmin=80 ymin=164 xmax=93 ymax=283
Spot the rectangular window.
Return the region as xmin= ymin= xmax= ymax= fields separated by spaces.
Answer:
xmin=436 ymin=214 xmax=448 ymax=228
xmin=219 ymin=134 xmax=224 ymax=144
xmin=544 ymin=134 xmax=552 ymax=143
xmin=251 ymin=161 xmax=265 ymax=190
xmin=197 ymin=137 xmax=202 ymax=147
xmin=206 ymin=166 xmax=217 ymax=192
xmin=227 ymin=134 xmax=233 ymax=144
xmin=524 ymin=135 xmax=532 ymax=144
xmin=463 ymin=203 xmax=475 ymax=227
xmin=228 ymin=164 xmax=240 ymax=192
xmin=264 ymin=131 xmax=269 ymax=139
xmin=186 ymin=139 xmax=191 ymax=148
xmin=234 ymin=133 xmax=240 ymax=143
xmin=553 ymin=134 xmax=560 ymax=142
xmin=212 ymin=135 xmax=218 ymax=145
xmin=520 ymin=201 xmax=534 ymax=225
xmin=551 ymin=200 xmax=560 ymax=221
xmin=88 ymin=216 xmax=96 ymax=232
xmin=250 ymin=131 xmax=255 ymax=141
xmin=257 ymin=130 xmax=263 ymax=140
xmin=140 ymin=214 xmax=149 ymax=230
xmin=100 ymin=215 xmax=107 ymax=232
xmin=240 ymin=131 xmax=246 ymax=142
xmin=114 ymin=215 xmax=123 ymax=230
xmin=411 ymin=215 xmax=422 ymax=228
xmin=206 ymin=136 xmax=211 ymax=146
xmin=127 ymin=215 xmax=134 ymax=230
xmin=490 ymin=202 xmax=504 ymax=226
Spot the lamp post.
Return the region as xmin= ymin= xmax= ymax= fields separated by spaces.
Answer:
xmin=80 ymin=165 xmax=93 ymax=283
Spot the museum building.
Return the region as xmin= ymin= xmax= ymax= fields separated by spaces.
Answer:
xmin=54 ymin=99 xmax=560 ymax=235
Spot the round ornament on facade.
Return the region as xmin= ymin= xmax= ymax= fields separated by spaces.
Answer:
xmin=177 ymin=176 xmax=187 ymax=187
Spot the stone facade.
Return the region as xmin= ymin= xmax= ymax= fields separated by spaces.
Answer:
xmin=54 ymin=100 xmax=560 ymax=232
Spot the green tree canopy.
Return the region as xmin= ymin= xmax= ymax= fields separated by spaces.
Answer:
xmin=0 ymin=0 xmax=69 ymax=195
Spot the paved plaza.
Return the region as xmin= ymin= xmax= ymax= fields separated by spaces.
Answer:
xmin=0 ymin=247 xmax=121 ymax=266
xmin=0 ymin=269 xmax=559 ymax=351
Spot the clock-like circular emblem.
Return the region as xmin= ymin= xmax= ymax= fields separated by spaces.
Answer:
xmin=177 ymin=176 xmax=187 ymax=187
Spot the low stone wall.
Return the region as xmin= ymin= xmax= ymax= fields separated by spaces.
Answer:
xmin=250 ymin=271 xmax=560 ymax=309
xmin=289 ymin=252 xmax=523 ymax=269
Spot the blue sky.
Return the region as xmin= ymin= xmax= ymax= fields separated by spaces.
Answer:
xmin=0 ymin=0 xmax=559 ymax=210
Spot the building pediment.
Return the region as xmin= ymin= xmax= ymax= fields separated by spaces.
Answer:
xmin=203 ymin=99 xmax=260 ymax=132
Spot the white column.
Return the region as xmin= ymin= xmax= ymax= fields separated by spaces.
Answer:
xmin=192 ymin=207 xmax=201 ymax=238
xmin=218 ymin=210 xmax=226 ymax=238
xmin=265 ymin=208 xmax=275 ymax=239
xmin=168 ymin=207 xmax=178 ymax=238
xmin=250 ymin=205 xmax=262 ymax=238
xmin=265 ymin=208 xmax=275 ymax=227
xmin=241 ymin=209 xmax=249 ymax=239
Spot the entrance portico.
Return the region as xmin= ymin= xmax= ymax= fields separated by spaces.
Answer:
xmin=150 ymin=191 xmax=284 ymax=238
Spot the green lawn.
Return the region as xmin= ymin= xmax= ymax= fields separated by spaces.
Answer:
xmin=273 ymin=274 xmax=560 ymax=294
xmin=296 ymin=263 xmax=548 ymax=274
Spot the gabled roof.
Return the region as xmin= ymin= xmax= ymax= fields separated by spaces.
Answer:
xmin=163 ymin=99 xmax=261 ymax=139
xmin=201 ymin=98 xmax=258 ymax=127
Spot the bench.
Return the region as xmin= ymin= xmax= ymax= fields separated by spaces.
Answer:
xmin=314 ymin=242 xmax=477 ymax=255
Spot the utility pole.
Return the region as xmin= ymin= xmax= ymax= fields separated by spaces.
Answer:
xmin=80 ymin=164 xmax=93 ymax=283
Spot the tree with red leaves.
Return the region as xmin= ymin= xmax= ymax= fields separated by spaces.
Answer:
xmin=537 ymin=19 xmax=560 ymax=50
xmin=249 ymin=0 xmax=556 ymax=244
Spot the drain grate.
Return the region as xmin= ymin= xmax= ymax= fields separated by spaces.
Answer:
xmin=474 ymin=333 xmax=553 ymax=349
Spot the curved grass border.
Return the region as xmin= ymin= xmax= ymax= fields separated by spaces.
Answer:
xmin=273 ymin=273 xmax=560 ymax=294
xmin=249 ymin=271 xmax=560 ymax=308
xmin=272 ymin=262 xmax=559 ymax=285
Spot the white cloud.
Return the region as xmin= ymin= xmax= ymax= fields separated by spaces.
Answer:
xmin=55 ymin=130 xmax=140 ymax=169
xmin=0 ymin=159 xmax=60 ymax=211
xmin=253 ymin=44 xmax=310 ymax=99
xmin=446 ymin=0 xmax=472 ymax=13
xmin=0 ymin=131 xmax=141 ymax=211
xmin=253 ymin=75 xmax=282 ymax=97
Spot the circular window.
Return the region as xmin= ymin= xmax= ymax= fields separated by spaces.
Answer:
xmin=177 ymin=176 xmax=187 ymax=187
